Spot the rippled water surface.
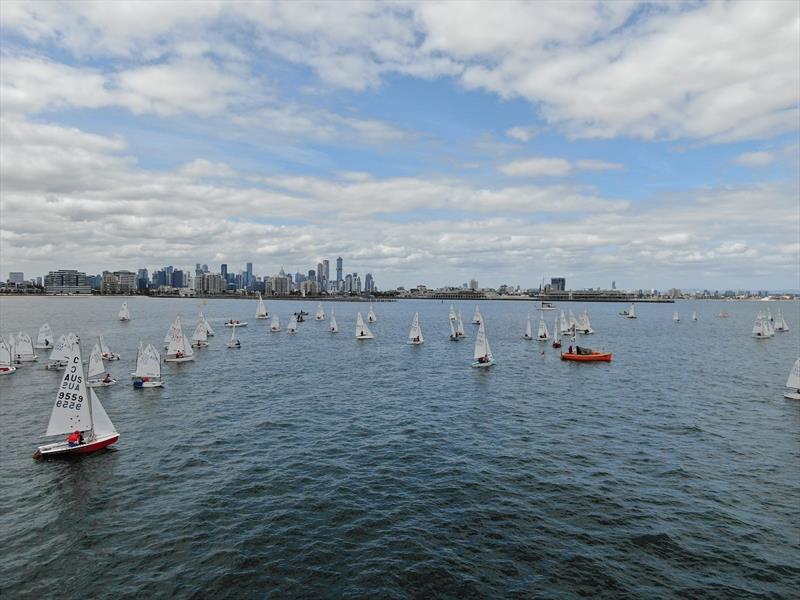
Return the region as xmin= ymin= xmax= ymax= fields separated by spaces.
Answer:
xmin=1 ymin=296 xmax=798 ymax=598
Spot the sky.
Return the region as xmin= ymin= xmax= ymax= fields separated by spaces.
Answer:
xmin=0 ymin=0 xmax=798 ymax=291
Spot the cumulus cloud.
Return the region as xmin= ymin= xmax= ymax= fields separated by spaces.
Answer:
xmin=733 ymin=151 xmax=774 ymax=168
xmin=499 ymin=157 xmax=623 ymax=177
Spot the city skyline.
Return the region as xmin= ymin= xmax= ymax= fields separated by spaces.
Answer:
xmin=1 ymin=2 xmax=798 ymax=290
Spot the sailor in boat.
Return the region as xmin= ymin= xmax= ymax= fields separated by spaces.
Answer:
xmin=359 ymin=330 xmax=365 ymax=337
xmin=175 ymin=350 xmax=184 ymax=359
xmin=568 ymin=345 xmax=573 ymax=354
xmin=413 ymin=336 xmax=420 ymax=343
xmin=477 ymin=354 xmax=490 ymax=364
xmin=67 ymin=430 xmax=84 ymax=447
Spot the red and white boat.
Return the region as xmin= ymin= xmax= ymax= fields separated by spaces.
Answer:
xmin=561 ymin=346 xmax=613 ymax=362
xmin=33 ymin=345 xmax=119 ymax=459
xmin=0 ymin=336 xmax=17 ymax=376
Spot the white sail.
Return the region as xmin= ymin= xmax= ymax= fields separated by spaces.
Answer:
xmin=166 ymin=319 xmax=188 ymax=354
xmin=552 ymin=314 xmax=560 ymax=344
xmin=287 ymin=314 xmax=298 ymax=333
xmin=315 ymin=303 xmax=325 ymax=321
xmin=136 ymin=345 xmax=161 ymax=378
xmin=90 ymin=388 xmax=117 ymax=437
xmin=356 ymin=312 xmax=374 ymax=339
xmin=408 ymin=312 xmax=423 ymax=343
xmin=787 ymin=359 xmax=800 ymax=389
xmin=752 ymin=314 xmax=768 ymax=337
xmin=183 ymin=335 xmax=194 ymax=356
xmin=49 ymin=335 xmax=73 ymax=363
xmin=164 ymin=317 xmax=182 ymax=346
xmin=36 ymin=323 xmax=54 ymax=348
xmin=775 ymin=309 xmax=789 ymax=332
xmin=568 ymin=310 xmax=578 ymax=330
xmin=330 ymin=310 xmax=338 ymax=333
xmin=524 ymin=313 xmax=533 ymax=339
xmin=192 ymin=321 xmax=208 ymax=344
xmin=118 ymin=301 xmax=130 ymax=320
xmin=0 ymin=337 xmax=12 ymax=366
xmin=449 ymin=318 xmax=457 ymax=339
xmin=473 ymin=319 xmax=493 ymax=361
xmin=559 ymin=311 xmax=569 ymax=333
xmin=692 ymin=311 xmax=698 ymax=321
xmin=46 ymin=345 xmax=92 ymax=437
xmin=271 ymin=315 xmax=281 ymax=331
xmin=88 ymin=344 xmax=106 ymax=379
xmin=578 ymin=311 xmax=594 ymax=334
xmin=673 ymin=311 xmax=680 ymax=322
xmin=449 ymin=304 xmax=457 ymax=321
xmin=472 ymin=305 xmax=482 ymax=324
xmin=99 ymin=335 xmax=115 ymax=358
xmin=200 ymin=312 xmax=215 ymax=336
xmin=255 ymin=293 xmax=268 ymax=318
xmin=628 ymin=304 xmax=636 ymax=318
xmin=229 ymin=323 xmax=238 ymax=341
xmin=538 ymin=315 xmax=549 ymax=340
xmin=765 ymin=316 xmax=775 ymax=337
xmin=15 ymin=332 xmax=36 ymax=359
xmin=457 ymin=312 xmax=466 ymax=337
xmin=367 ymin=304 xmax=377 ymax=323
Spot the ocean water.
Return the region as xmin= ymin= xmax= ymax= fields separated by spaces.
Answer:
xmin=0 ymin=296 xmax=798 ymax=599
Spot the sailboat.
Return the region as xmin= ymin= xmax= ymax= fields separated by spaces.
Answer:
xmin=33 ymin=344 xmax=119 ymax=459
xmin=537 ymin=301 xmax=556 ymax=311
xmin=330 ymin=309 xmax=339 ymax=333
xmin=255 ymin=293 xmax=269 ymax=319
xmin=751 ymin=312 xmax=770 ymax=339
xmin=576 ymin=310 xmax=594 ymax=334
xmin=191 ymin=320 xmax=209 ymax=348
xmin=764 ymin=313 xmax=776 ymax=337
xmin=559 ymin=310 xmax=570 ymax=334
xmin=367 ymin=304 xmax=377 ymax=323
xmin=471 ymin=319 xmax=495 ymax=368
xmin=118 ymin=301 xmax=131 ymax=321
xmin=449 ymin=318 xmax=460 ymax=341
xmin=165 ymin=317 xmax=195 ymax=362
xmin=407 ymin=312 xmax=424 ymax=345
xmin=627 ymin=304 xmax=637 ymax=319
xmin=523 ymin=312 xmax=534 ymax=340
xmin=200 ymin=312 xmax=215 ymax=336
xmin=46 ymin=334 xmax=75 ymax=370
xmin=0 ymin=336 xmax=17 ymax=375
xmin=87 ymin=343 xmax=117 ymax=387
xmin=315 ymin=303 xmax=325 ymax=321
xmin=14 ymin=332 xmax=37 ymax=362
xmin=98 ymin=335 xmax=120 ymax=360
xmin=356 ymin=312 xmax=374 ymax=340
xmin=287 ymin=314 xmax=298 ymax=334
xmin=568 ymin=310 xmax=578 ymax=331
xmin=551 ymin=314 xmax=561 ymax=348
xmin=472 ymin=306 xmax=482 ymax=325
xmin=270 ymin=314 xmax=281 ymax=332
xmin=673 ymin=312 xmax=680 ymax=323
xmin=537 ymin=315 xmax=550 ymax=341
xmin=34 ymin=323 xmax=55 ymax=349
xmin=784 ymin=359 xmax=800 ymax=400
xmin=133 ymin=344 xmax=164 ymax=388
xmin=164 ymin=317 xmax=181 ymax=349
xmin=448 ymin=304 xmax=457 ymax=322
xmin=226 ymin=323 xmax=241 ymax=348
xmin=692 ymin=311 xmax=698 ymax=321
xmin=774 ymin=308 xmax=790 ymax=332
xmin=456 ymin=311 xmax=466 ymax=339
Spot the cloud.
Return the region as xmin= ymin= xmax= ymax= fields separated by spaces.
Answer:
xmin=733 ymin=151 xmax=774 ymax=168
xmin=178 ymin=159 xmax=236 ymax=178
xmin=500 ymin=157 xmax=623 ymax=177
xmin=574 ymin=159 xmax=623 ymax=171
xmin=505 ymin=126 xmax=537 ymax=142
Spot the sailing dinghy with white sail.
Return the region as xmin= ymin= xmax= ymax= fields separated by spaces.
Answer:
xmin=0 ymin=336 xmax=16 ymax=375
xmin=456 ymin=311 xmax=466 ymax=339
xmin=407 ymin=312 xmax=424 ymax=345
xmin=523 ymin=313 xmax=533 ymax=340
xmin=471 ymin=319 xmax=495 ymax=368
xmin=449 ymin=318 xmax=460 ymax=341
xmin=551 ymin=314 xmax=561 ymax=348
xmin=87 ymin=343 xmax=117 ymax=387
xmin=226 ymin=323 xmax=241 ymax=348
xmin=673 ymin=312 xmax=680 ymax=323
xmin=774 ymin=309 xmax=790 ymax=332
xmin=164 ymin=317 xmax=181 ymax=349
xmin=99 ymin=335 xmax=120 ymax=360
xmin=133 ymin=344 xmax=164 ymax=388
xmin=46 ymin=334 xmax=75 ymax=370
xmin=14 ymin=332 xmax=37 ymax=362
xmin=34 ymin=323 xmax=55 ymax=349
xmin=315 ymin=303 xmax=325 ymax=321
xmin=330 ymin=309 xmax=339 ymax=333
xmin=270 ymin=315 xmax=281 ymax=332
xmin=577 ymin=311 xmax=594 ymax=335
xmin=255 ymin=293 xmax=269 ymax=319
xmin=191 ymin=320 xmax=209 ymax=348
xmin=752 ymin=312 xmax=771 ymax=339
xmin=559 ymin=311 xmax=570 ymax=334
xmin=472 ymin=306 xmax=482 ymax=325
xmin=448 ymin=304 xmax=457 ymax=322
xmin=537 ymin=315 xmax=550 ymax=341
xmin=367 ymin=305 xmax=377 ymax=323
xmin=287 ymin=314 xmax=298 ymax=334
xmin=784 ymin=359 xmax=800 ymax=400
xmin=118 ymin=301 xmax=131 ymax=321
xmin=33 ymin=344 xmax=119 ymax=459
xmin=200 ymin=312 xmax=215 ymax=336
xmin=356 ymin=312 xmax=374 ymax=340
xmin=165 ymin=317 xmax=194 ymax=362
xmin=692 ymin=311 xmax=698 ymax=321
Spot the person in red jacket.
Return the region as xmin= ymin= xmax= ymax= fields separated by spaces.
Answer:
xmin=67 ymin=431 xmax=80 ymax=446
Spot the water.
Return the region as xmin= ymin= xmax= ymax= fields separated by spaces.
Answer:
xmin=1 ymin=297 xmax=798 ymax=598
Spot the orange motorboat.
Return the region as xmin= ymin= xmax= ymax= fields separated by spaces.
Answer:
xmin=561 ymin=347 xmax=612 ymax=362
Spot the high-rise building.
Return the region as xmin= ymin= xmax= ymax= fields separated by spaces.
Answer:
xmin=550 ymin=277 xmax=566 ymax=292
xmin=113 ymin=270 xmax=136 ymax=293
xmin=246 ymin=262 xmax=253 ymax=288
xmin=354 ymin=275 xmax=362 ymax=294
xmin=195 ymin=263 xmax=202 ymax=276
xmin=172 ymin=270 xmax=184 ymax=288
xmin=364 ymin=273 xmax=374 ymax=293
xmin=136 ymin=268 xmax=149 ymax=291
xmin=469 ymin=278 xmax=479 ymax=290
xmin=323 ymin=260 xmax=330 ymax=285
xmin=336 ymin=257 xmax=343 ymax=282
xmin=316 ymin=262 xmax=324 ymax=286
xmin=221 ymin=263 xmax=228 ymax=281
xmin=308 ymin=269 xmax=316 ymax=281
xmin=45 ymin=270 xmax=91 ymax=294
xmin=8 ymin=272 xmax=24 ymax=284
xmin=271 ymin=273 xmax=290 ymax=296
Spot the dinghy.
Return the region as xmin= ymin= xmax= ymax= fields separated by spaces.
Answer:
xmin=523 ymin=313 xmax=534 ymax=340
xmin=551 ymin=314 xmax=561 ymax=348
xmin=224 ymin=319 xmax=247 ymax=327
xmin=538 ymin=301 xmax=556 ymax=311
xmin=784 ymin=359 xmax=800 ymax=400
xmin=46 ymin=334 xmax=75 ymax=370
xmin=87 ymin=343 xmax=117 ymax=387
xmin=692 ymin=311 xmax=698 ymax=321
xmin=165 ymin=318 xmax=194 ymax=362
xmin=226 ymin=323 xmax=241 ymax=348
xmin=14 ymin=332 xmax=37 ymax=362
xmin=537 ymin=315 xmax=550 ymax=341
xmin=287 ymin=314 xmax=298 ymax=334
xmin=34 ymin=323 xmax=55 ymax=349
xmin=330 ymin=309 xmax=339 ymax=333
xmin=774 ymin=308 xmax=790 ymax=332
xmin=164 ymin=317 xmax=181 ymax=349
xmin=620 ymin=303 xmax=636 ymax=318
xmin=568 ymin=310 xmax=579 ymax=331
xmin=472 ymin=306 xmax=482 ymax=325
xmin=33 ymin=344 xmax=119 ymax=459
xmin=356 ymin=312 xmax=374 ymax=340
xmin=559 ymin=310 xmax=570 ymax=334
xmin=576 ymin=310 xmax=594 ymax=334
xmin=200 ymin=312 xmax=215 ymax=336
xmin=99 ymin=335 xmax=120 ymax=360
xmin=449 ymin=318 xmax=460 ymax=341
xmin=448 ymin=304 xmax=457 ymax=322
xmin=673 ymin=312 xmax=680 ymax=323
xmin=118 ymin=301 xmax=131 ymax=321
xmin=133 ymin=344 xmax=164 ymax=388
xmin=751 ymin=312 xmax=771 ymax=339
xmin=191 ymin=320 xmax=209 ymax=348
xmin=255 ymin=293 xmax=269 ymax=319
xmin=315 ymin=303 xmax=325 ymax=321
xmin=270 ymin=315 xmax=281 ymax=332
xmin=367 ymin=305 xmax=377 ymax=323
xmin=471 ymin=319 xmax=495 ymax=368
xmin=0 ymin=336 xmax=17 ymax=375
xmin=407 ymin=312 xmax=424 ymax=345
xmin=456 ymin=311 xmax=466 ymax=339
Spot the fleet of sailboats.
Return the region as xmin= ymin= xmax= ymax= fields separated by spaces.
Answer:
xmin=118 ymin=302 xmax=131 ymax=321
xmin=407 ymin=312 xmax=423 ymax=345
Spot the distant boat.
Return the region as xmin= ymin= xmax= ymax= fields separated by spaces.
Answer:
xmin=448 ymin=304 xmax=457 ymax=322
xmin=14 ymin=332 xmax=37 ymax=362
xmin=472 ymin=305 xmax=482 ymax=325
xmin=330 ymin=309 xmax=338 ymax=333
xmin=165 ymin=318 xmax=194 ymax=362
xmin=537 ymin=301 xmax=556 ymax=311
xmin=224 ymin=319 xmax=247 ymax=327
xmin=692 ymin=311 xmax=698 ymax=321
xmin=784 ymin=359 xmax=800 ymax=400
xmin=407 ymin=312 xmax=424 ymax=345
xmin=200 ymin=312 xmax=215 ymax=336
xmin=118 ymin=301 xmax=131 ymax=321
xmin=356 ymin=312 xmax=374 ymax=340
xmin=551 ymin=314 xmax=561 ymax=348
xmin=568 ymin=309 xmax=578 ymax=331
xmin=46 ymin=334 xmax=75 ymax=370
xmin=34 ymin=323 xmax=54 ymax=349
xmin=559 ymin=310 xmax=570 ymax=334
xmin=751 ymin=312 xmax=772 ymax=339
xmin=99 ymin=335 xmax=120 ymax=360
xmin=287 ymin=314 xmax=298 ymax=334
xmin=33 ymin=344 xmax=119 ymax=459
xmin=133 ymin=344 xmax=163 ymax=388
xmin=191 ymin=319 xmax=209 ymax=348
xmin=87 ymin=343 xmax=117 ymax=388
xmin=471 ymin=319 xmax=495 ymax=368
xmin=627 ymin=304 xmax=637 ymax=319
xmin=315 ymin=303 xmax=325 ymax=321
xmin=0 ymin=336 xmax=17 ymax=375
xmin=577 ymin=310 xmax=594 ymax=334
xmin=774 ymin=308 xmax=790 ymax=332
xmin=718 ymin=311 xmax=730 ymax=318
xmin=270 ymin=315 xmax=281 ymax=332
xmin=561 ymin=346 xmax=613 ymax=362
xmin=226 ymin=323 xmax=241 ymax=348
xmin=523 ymin=312 xmax=533 ymax=340
xmin=367 ymin=304 xmax=377 ymax=323
xmin=449 ymin=317 xmax=460 ymax=341
xmin=456 ymin=311 xmax=466 ymax=339
xmin=255 ymin=293 xmax=269 ymax=319
xmin=673 ymin=312 xmax=680 ymax=323
xmin=537 ymin=315 xmax=550 ymax=341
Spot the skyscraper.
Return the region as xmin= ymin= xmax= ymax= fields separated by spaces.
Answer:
xmin=316 ymin=262 xmax=324 ymax=285
xmin=246 ymin=262 xmax=253 ymax=288
xmin=336 ymin=257 xmax=343 ymax=282
xmin=551 ymin=277 xmax=566 ymax=292
xmin=364 ymin=273 xmax=374 ymax=293
xmin=322 ymin=260 xmax=330 ymax=285
xmin=221 ymin=263 xmax=228 ymax=282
